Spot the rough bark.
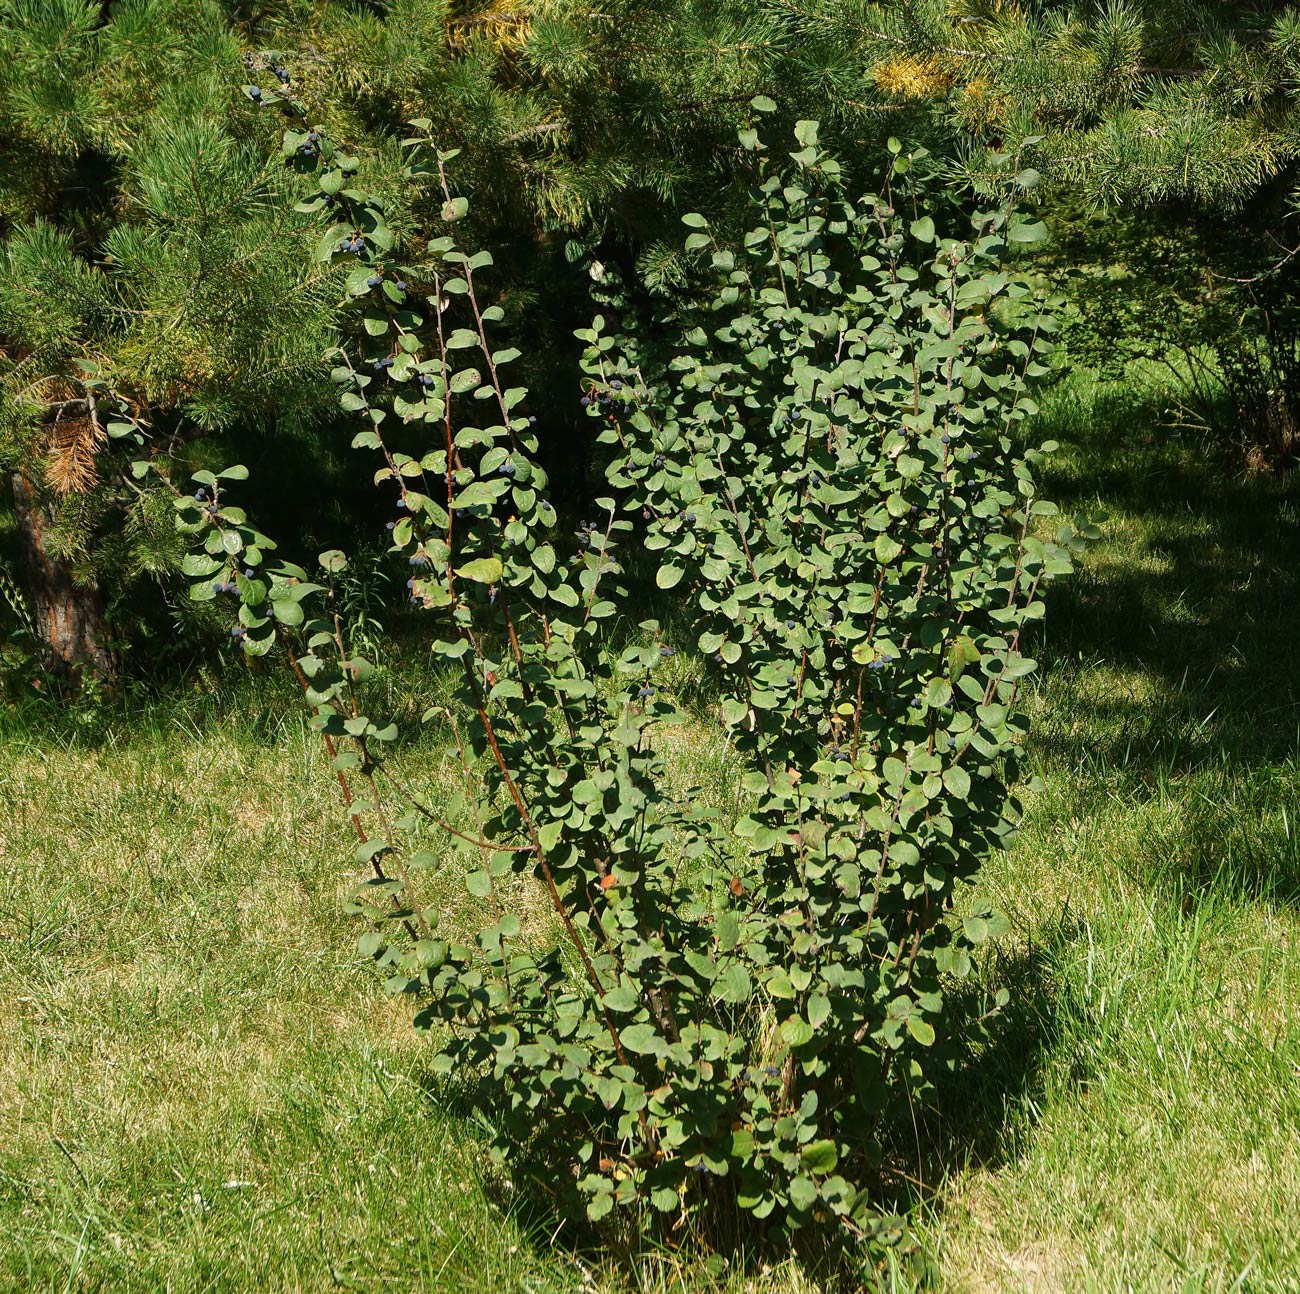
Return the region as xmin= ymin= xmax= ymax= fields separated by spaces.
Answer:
xmin=10 ymin=469 xmax=117 ymax=692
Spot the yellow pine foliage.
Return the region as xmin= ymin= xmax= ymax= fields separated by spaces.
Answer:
xmin=956 ymin=75 xmax=1004 ymax=129
xmin=945 ymin=0 xmax=1019 ymax=20
xmin=872 ymin=53 xmax=952 ymax=100
xmin=44 ymin=410 xmax=105 ymax=496
xmin=446 ymin=0 xmax=536 ymax=54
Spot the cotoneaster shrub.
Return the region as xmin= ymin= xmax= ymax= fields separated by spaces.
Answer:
xmin=168 ymin=80 xmax=1087 ymax=1239
xmin=577 ymin=113 xmax=1092 ymax=1217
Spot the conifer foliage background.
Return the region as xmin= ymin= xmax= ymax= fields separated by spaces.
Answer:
xmin=861 ymin=1 xmax=1300 ymax=209
xmin=0 ymin=0 xmax=913 ymax=688
xmin=1 ymin=0 xmax=1294 ymax=691
xmin=858 ymin=2 xmax=1300 ymax=468
xmin=0 ymin=0 xmax=341 ymax=686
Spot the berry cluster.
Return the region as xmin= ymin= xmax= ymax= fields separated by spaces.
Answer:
xmin=579 ymin=380 xmax=626 ymax=411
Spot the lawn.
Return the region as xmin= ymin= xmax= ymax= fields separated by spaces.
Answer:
xmin=2 ymin=376 xmax=1298 ymax=1293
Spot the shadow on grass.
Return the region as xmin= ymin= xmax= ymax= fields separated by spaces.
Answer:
xmin=1023 ymin=378 xmax=1300 ymax=909
xmin=1032 ymin=380 xmax=1300 ymax=771
xmin=418 ymin=1070 xmax=894 ymax=1292
xmin=405 ymin=933 xmax=1085 ymax=1294
xmin=901 ymin=925 xmax=1083 ymax=1180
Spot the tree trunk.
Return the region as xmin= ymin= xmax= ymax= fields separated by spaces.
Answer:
xmin=10 ymin=470 xmax=117 ymax=694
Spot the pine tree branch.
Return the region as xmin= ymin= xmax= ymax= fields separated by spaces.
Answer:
xmin=863 ymin=27 xmax=1013 ymax=63
xmin=623 ymin=39 xmax=776 ymax=56
xmin=502 ymin=120 xmax=566 ymax=144
xmin=843 ymin=99 xmax=913 ymax=114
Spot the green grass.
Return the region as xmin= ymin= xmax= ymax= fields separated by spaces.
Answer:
xmin=3 ymin=374 xmax=1300 ymax=1292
